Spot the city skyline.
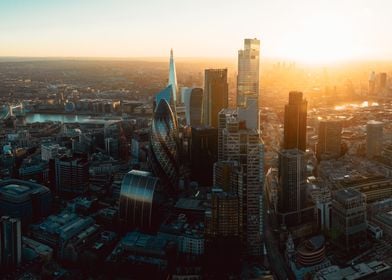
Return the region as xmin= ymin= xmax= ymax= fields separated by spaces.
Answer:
xmin=1 ymin=0 xmax=392 ymax=64
xmin=1 ymin=1 xmax=392 ymax=277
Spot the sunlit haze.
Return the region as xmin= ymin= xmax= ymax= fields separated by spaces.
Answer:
xmin=1 ymin=0 xmax=392 ymax=64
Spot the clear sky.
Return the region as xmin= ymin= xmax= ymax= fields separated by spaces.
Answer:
xmin=0 ymin=0 xmax=391 ymax=64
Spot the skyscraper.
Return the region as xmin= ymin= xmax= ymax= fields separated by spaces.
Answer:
xmin=367 ymin=120 xmax=384 ymax=159
xmin=150 ymin=99 xmax=180 ymax=192
xmin=369 ymin=71 xmax=376 ymax=95
xmin=0 ymin=216 xmax=22 ymax=268
xmin=189 ymin=126 xmax=218 ymax=186
xmin=168 ymin=49 xmax=178 ymax=104
xmin=219 ymin=109 xmax=264 ymax=256
xmin=379 ymin=72 xmax=387 ymax=91
xmin=207 ymin=188 xmax=239 ymax=238
xmin=283 ymin=91 xmax=307 ymax=151
xmin=203 ymin=69 xmax=228 ymax=127
xmin=237 ymin=38 xmax=260 ymax=108
xmin=316 ymin=119 xmax=342 ymax=160
xmin=278 ymin=149 xmax=307 ymax=226
xmin=213 ymin=161 xmax=238 ymax=193
xmin=183 ymin=88 xmax=203 ymax=126
xmin=155 ymin=85 xmax=176 ymax=111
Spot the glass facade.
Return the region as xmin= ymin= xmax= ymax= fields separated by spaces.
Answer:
xmin=237 ymin=38 xmax=260 ymax=107
xmin=168 ymin=49 xmax=178 ymax=104
xmin=150 ymin=99 xmax=180 ymax=192
xmin=119 ymin=170 xmax=159 ymax=230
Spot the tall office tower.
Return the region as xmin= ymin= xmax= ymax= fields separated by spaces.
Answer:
xmin=367 ymin=120 xmax=384 ymax=159
xmin=183 ymin=88 xmax=203 ymax=126
xmin=220 ymin=111 xmax=264 ymax=256
xmin=369 ymin=71 xmax=376 ymax=95
xmin=55 ymin=154 xmax=89 ymax=195
xmin=0 ymin=216 xmax=22 ymax=268
xmin=316 ymin=119 xmax=342 ymax=160
xmin=150 ymin=99 xmax=180 ymax=193
xmin=168 ymin=49 xmax=178 ymax=104
xmin=379 ymin=72 xmax=387 ymax=90
xmin=119 ymin=170 xmax=160 ymax=231
xmin=203 ymin=69 xmax=228 ymax=127
xmin=277 ymin=149 xmax=307 ymax=226
xmin=283 ymin=91 xmax=307 ymax=151
xmin=213 ymin=161 xmax=238 ymax=193
xmin=190 ymin=126 xmax=218 ymax=186
xmin=237 ymin=38 xmax=260 ymax=108
xmin=218 ymin=108 xmax=236 ymax=161
xmin=207 ymin=188 xmax=239 ymax=238
xmin=331 ymin=188 xmax=367 ymax=251
xmin=205 ymin=188 xmax=241 ymax=274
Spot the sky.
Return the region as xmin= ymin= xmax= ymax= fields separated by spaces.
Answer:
xmin=0 ymin=0 xmax=391 ymax=64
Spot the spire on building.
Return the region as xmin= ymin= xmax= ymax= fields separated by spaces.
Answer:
xmin=168 ymin=49 xmax=178 ymax=104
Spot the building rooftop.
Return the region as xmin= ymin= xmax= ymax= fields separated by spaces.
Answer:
xmin=175 ymin=198 xmax=205 ymax=212
xmin=0 ymin=179 xmax=50 ymax=203
xmin=159 ymin=213 xmax=204 ymax=239
xmin=334 ymin=188 xmax=363 ymax=202
xmin=367 ymin=120 xmax=384 ymax=126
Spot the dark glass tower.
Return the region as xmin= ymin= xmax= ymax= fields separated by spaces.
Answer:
xmin=189 ymin=88 xmax=203 ymax=126
xmin=278 ymin=149 xmax=307 ymax=226
xmin=203 ymin=69 xmax=228 ymax=128
xmin=283 ymin=91 xmax=307 ymax=151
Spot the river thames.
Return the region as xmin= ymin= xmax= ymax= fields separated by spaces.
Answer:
xmin=26 ymin=113 xmax=92 ymax=123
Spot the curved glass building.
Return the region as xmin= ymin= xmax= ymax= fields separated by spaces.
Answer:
xmin=119 ymin=170 xmax=159 ymax=230
xmin=183 ymin=88 xmax=203 ymax=126
xmin=150 ymin=99 xmax=180 ymax=192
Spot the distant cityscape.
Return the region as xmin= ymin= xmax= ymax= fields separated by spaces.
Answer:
xmin=0 ymin=36 xmax=392 ymax=280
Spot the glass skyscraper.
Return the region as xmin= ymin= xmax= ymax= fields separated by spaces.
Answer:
xmin=150 ymin=99 xmax=180 ymax=193
xmin=283 ymin=91 xmax=307 ymax=151
xmin=168 ymin=49 xmax=178 ymax=104
xmin=237 ymin=38 xmax=260 ymax=108
xmin=183 ymin=87 xmax=203 ymax=126
xmin=203 ymin=69 xmax=228 ymax=127
xmin=218 ymin=108 xmax=264 ymax=256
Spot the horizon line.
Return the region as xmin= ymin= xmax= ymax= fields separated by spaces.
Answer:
xmin=1 ymin=55 xmax=392 ymax=66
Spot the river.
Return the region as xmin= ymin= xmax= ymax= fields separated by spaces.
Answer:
xmin=26 ymin=113 xmax=92 ymax=123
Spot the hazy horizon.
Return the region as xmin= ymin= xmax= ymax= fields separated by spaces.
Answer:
xmin=2 ymin=0 xmax=392 ymax=65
